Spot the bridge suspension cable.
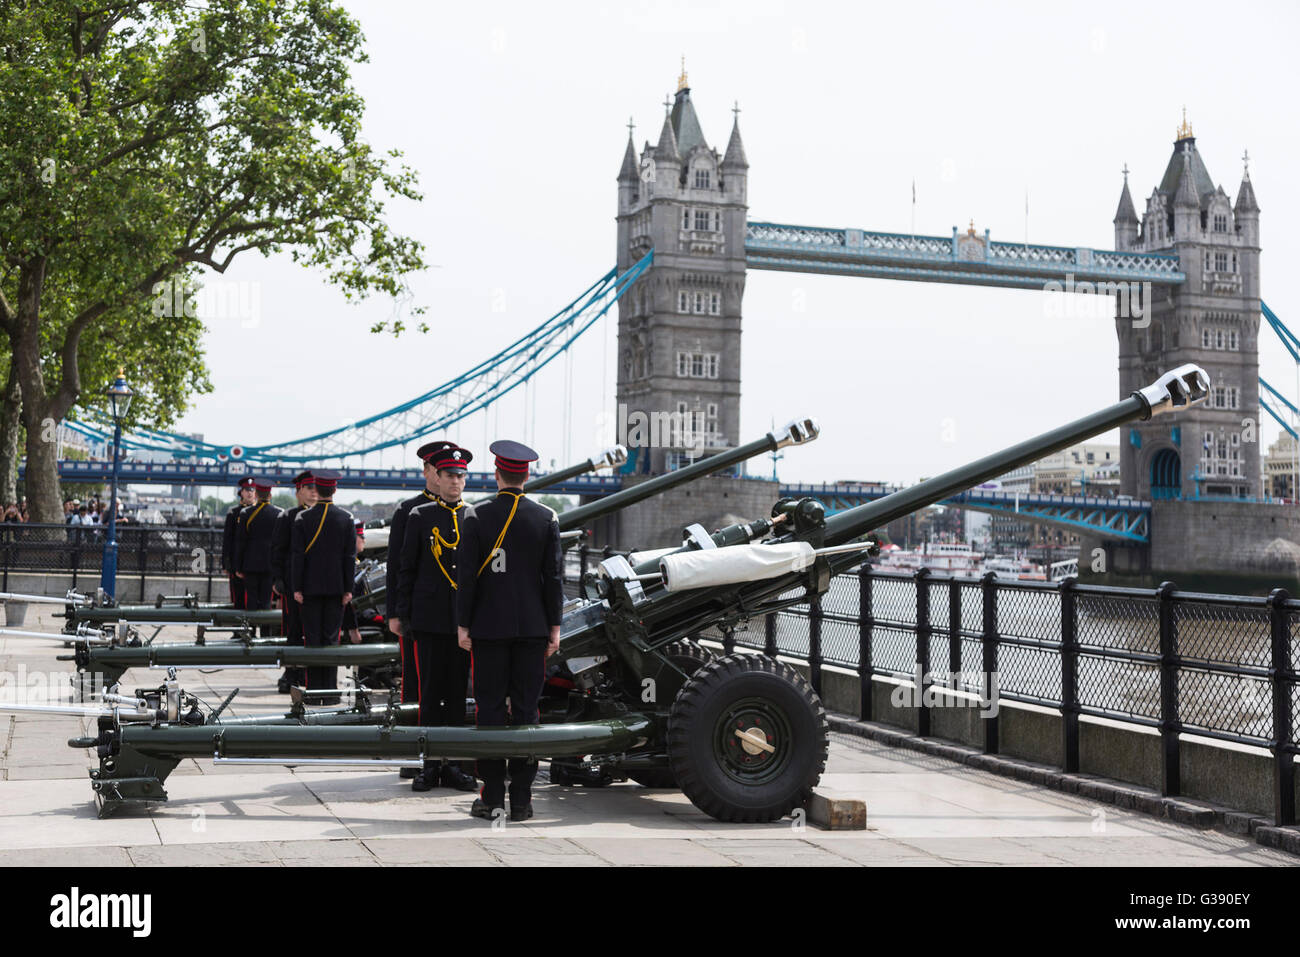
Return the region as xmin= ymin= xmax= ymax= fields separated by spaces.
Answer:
xmin=67 ymin=252 xmax=653 ymax=464
xmin=1261 ymin=301 xmax=1300 ymax=496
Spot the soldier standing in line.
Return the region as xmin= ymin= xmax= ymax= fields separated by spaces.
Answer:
xmin=221 ymin=476 xmax=255 ymax=608
xmin=341 ymin=520 xmax=365 ymax=645
xmin=386 ymin=440 xmax=454 ymax=778
xmin=291 ymin=470 xmax=355 ymax=706
xmin=457 ymin=440 xmax=564 ymax=822
xmin=397 ymin=444 xmax=477 ymax=792
xmin=272 ymin=471 xmax=315 ymax=693
xmin=234 ymin=477 xmax=283 ymax=612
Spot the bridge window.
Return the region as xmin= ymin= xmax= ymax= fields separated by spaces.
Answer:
xmin=1201 ymin=328 xmax=1212 ymax=348
xmin=1215 ymin=329 xmax=1224 ymax=350
xmin=1232 ymin=252 xmax=1237 ymax=272
xmin=1214 ymin=214 xmax=1228 ymax=233
xmin=682 ymin=209 xmax=690 ymax=230
xmin=676 ymin=351 xmax=720 ymax=379
xmin=1229 ymin=329 xmax=1238 ymax=350
xmin=1215 ymin=251 xmax=1228 ymax=271
xmin=694 ymin=167 xmax=711 ymax=189
xmin=693 ymin=209 xmax=711 ymax=231
xmin=677 ymin=289 xmax=721 ymax=315
xmin=1228 ymin=386 xmax=1239 ymax=409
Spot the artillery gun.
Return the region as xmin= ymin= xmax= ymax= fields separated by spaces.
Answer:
xmin=23 ymin=423 xmax=818 ymax=702
xmin=20 ymin=368 xmax=1210 ymax=821
xmin=350 ymin=423 xmax=816 ymax=622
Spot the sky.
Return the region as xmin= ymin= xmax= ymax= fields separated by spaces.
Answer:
xmin=169 ymin=0 xmax=1300 ymax=500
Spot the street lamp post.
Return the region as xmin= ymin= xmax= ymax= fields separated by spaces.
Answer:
xmin=99 ymin=370 xmax=134 ymax=599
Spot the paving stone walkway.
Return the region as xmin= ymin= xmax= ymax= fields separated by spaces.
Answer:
xmin=1 ymin=606 xmax=1293 ymax=866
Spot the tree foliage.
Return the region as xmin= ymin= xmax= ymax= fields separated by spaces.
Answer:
xmin=0 ymin=1 xmax=426 ymax=519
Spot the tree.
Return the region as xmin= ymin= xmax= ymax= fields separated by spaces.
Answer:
xmin=0 ymin=1 xmax=425 ymax=521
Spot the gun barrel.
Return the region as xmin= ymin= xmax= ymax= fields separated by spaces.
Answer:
xmin=63 ymin=607 xmax=281 ymax=626
xmin=523 ymin=445 xmax=627 ymax=492
xmin=558 ymin=417 xmax=818 ymax=532
xmin=820 ymin=365 xmax=1209 ymax=551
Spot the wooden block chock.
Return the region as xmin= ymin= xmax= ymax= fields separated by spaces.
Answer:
xmin=807 ymin=791 xmax=867 ymax=830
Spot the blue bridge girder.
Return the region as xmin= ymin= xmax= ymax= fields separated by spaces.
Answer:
xmin=37 ymin=460 xmax=624 ymax=496
xmin=744 ymin=222 xmax=1186 ymax=290
xmin=780 ymin=482 xmax=1151 ymax=543
xmin=49 ymin=462 xmax=1150 ymax=540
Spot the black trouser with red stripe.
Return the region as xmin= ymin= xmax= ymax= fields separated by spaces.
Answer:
xmin=243 ymin=571 xmax=273 ymax=611
xmin=399 ymin=632 xmax=418 ymax=721
xmin=227 ymin=572 xmax=245 ymax=609
xmin=414 ymin=630 xmax=472 ymax=773
xmin=280 ymin=590 xmax=304 ymax=685
xmin=300 ymin=595 xmax=343 ymax=698
xmin=471 ymin=636 xmax=547 ymax=807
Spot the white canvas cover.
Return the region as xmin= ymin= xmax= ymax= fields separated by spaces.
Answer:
xmin=658 ymin=542 xmax=816 ymax=592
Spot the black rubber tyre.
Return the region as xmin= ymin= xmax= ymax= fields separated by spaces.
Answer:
xmin=666 ymin=653 xmax=828 ymax=822
xmin=628 ymin=641 xmax=715 ymax=789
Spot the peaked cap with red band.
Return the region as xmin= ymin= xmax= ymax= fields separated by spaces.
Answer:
xmin=292 ymin=470 xmax=315 ymax=488
xmin=312 ymin=469 xmax=340 ymax=491
xmin=236 ymin=476 xmax=256 ymax=490
xmin=431 ymin=445 xmax=472 ymax=473
xmin=416 ymin=440 xmax=455 ymax=465
xmin=490 ymin=439 xmax=538 ymax=475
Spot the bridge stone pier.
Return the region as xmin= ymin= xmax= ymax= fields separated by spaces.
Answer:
xmin=1089 ymin=118 xmax=1300 ymax=592
xmin=599 ymin=69 xmax=762 ymax=548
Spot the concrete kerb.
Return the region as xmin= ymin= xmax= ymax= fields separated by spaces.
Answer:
xmin=826 ymin=712 xmax=1300 ymax=857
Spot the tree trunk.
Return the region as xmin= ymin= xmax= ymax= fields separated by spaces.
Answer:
xmin=0 ymin=367 xmax=20 ymax=504
xmin=12 ymin=256 xmax=65 ymax=523
xmin=21 ymin=401 xmax=62 ymax=522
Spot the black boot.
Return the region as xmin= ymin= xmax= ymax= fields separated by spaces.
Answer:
xmin=441 ymin=763 xmax=477 ymax=792
xmin=411 ymin=765 xmax=440 ymax=792
xmin=470 ymin=798 xmax=503 ymax=820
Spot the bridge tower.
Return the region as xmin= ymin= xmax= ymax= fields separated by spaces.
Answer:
xmin=615 ymin=66 xmax=748 ymax=474
xmin=1114 ymin=114 xmax=1261 ymax=500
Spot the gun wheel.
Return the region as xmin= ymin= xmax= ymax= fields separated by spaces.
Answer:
xmin=667 ymin=653 xmax=827 ymax=822
xmin=627 ymin=640 xmax=713 ymax=789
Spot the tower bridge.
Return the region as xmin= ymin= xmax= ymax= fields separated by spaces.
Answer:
xmin=61 ymin=68 xmax=1286 ymax=573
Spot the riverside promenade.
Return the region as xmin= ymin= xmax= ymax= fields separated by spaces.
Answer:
xmin=0 ymin=605 xmax=1291 ymax=867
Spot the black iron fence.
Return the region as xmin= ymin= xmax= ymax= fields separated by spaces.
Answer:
xmin=715 ymin=564 xmax=1298 ymax=826
xmin=0 ymin=522 xmax=224 ymax=596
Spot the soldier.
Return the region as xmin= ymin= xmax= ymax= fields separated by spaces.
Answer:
xmin=341 ymin=521 xmax=365 ymax=645
xmin=291 ymin=470 xmax=355 ymax=706
xmin=386 ymin=440 xmax=454 ymax=778
xmin=457 ymin=440 xmax=564 ymax=822
xmin=221 ymin=477 xmax=256 ymax=608
xmin=396 ymin=444 xmax=476 ymax=792
xmin=272 ymin=471 xmax=315 ymax=693
xmin=234 ymin=477 xmax=283 ymax=612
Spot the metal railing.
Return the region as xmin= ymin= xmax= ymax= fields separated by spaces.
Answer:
xmin=714 ymin=565 xmax=1298 ymax=826
xmin=0 ymin=522 xmax=223 ymax=597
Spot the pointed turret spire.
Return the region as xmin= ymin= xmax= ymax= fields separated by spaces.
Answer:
xmin=618 ymin=122 xmax=638 ymax=183
xmin=654 ymin=111 xmax=679 ymax=162
xmin=1114 ymin=164 xmax=1137 ymax=224
xmin=1235 ymin=149 xmax=1259 ymax=212
xmin=722 ymin=100 xmax=748 ymax=169
xmin=1173 ymin=150 xmax=1200 ymax=208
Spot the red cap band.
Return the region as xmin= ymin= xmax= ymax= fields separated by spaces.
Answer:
xmin=495 ymin=456 xmax=529 ymax=474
